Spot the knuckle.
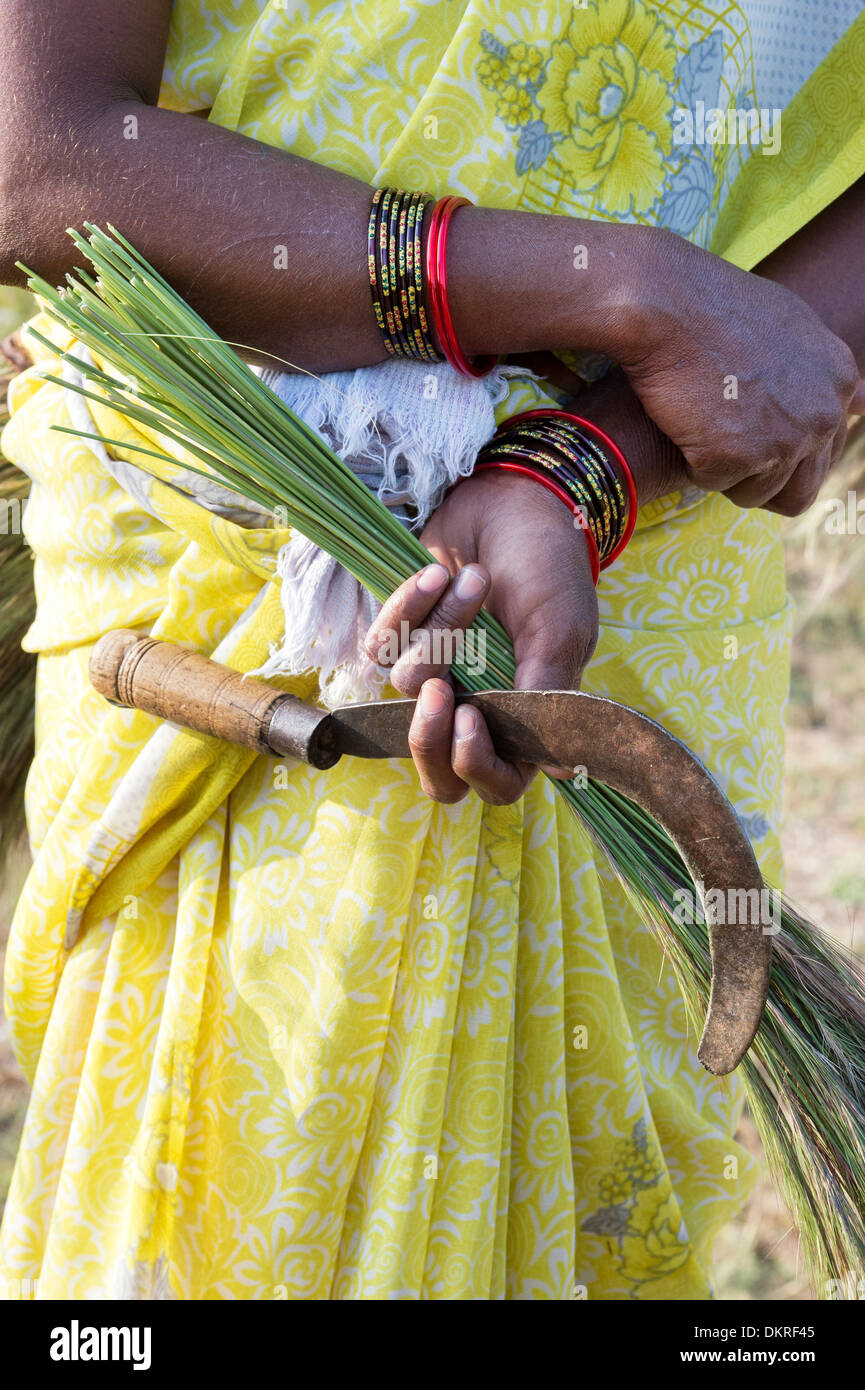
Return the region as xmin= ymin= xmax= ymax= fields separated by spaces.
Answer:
xmin=452 ymin=744 xmax=523 ymax=806
xmin=477 ymin=785 xmax=514 ymax=807
xmin=773 ymin=502 xmax=797 ymax=519
xmin=833 ymin=339 xmax=860 ymax=394
xmin=811 ymin=400 xmax=843 ymax=438
xmin=450 ymin=742 xmax=482 ymax=782
xmin=829 ymin=422 xmax=849 ymax=463
xmin=801 ymin=477 xmax=825 ymax=512
xmin=765 ymin=434 xmax=796 ymax=468
xmin=451 ymin=756 xmax=506 ymax=805
xmin=430 ymin=595 xmax=473 ymax=634
xmin=363 ymin=631 xmax=387 ymax=664
xmin=775 ymin=477 xmax=820 ymax=517
xmin=393 ymin=663 xmax=427 ymax=697
xmin=408 ymin=728 xmax=444 ymax=758
xmin=420 ymin=781 xmax=468 ymax=805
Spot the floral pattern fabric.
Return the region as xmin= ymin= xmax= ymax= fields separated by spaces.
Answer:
xmin=1 ymin=0 xmax=862 ymax=1299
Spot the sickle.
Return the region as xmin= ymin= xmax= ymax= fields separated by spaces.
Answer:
xmin=90 ymin=630 xmax=773 ymax=1074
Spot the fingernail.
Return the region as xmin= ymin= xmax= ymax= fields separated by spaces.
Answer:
xmin=454 ymin=705 xmax=477 ymax=739
xmin=420 ymin=681 xmax=448 ymax=715
xmin=454 ymin=566 xmax=486 ymax=600
xmin=417 ymin=563 xmax=449 ymax=593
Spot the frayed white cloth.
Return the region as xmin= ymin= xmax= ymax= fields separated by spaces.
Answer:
xmin=265 ymin=538 xmax=385 ymax=710
xmin=253 ymin=357 xmax=530 ymax=705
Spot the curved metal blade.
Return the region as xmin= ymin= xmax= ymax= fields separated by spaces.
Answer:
xmin=330 ymin=690 xmax=771 ymax=1075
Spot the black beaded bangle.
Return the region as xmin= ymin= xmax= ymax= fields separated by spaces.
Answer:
xmin=475 ymin=410 xmax=637 ymax=569
xmin=368 ymin=186 xmax=441 ymax=362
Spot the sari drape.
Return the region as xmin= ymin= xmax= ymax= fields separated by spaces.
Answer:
xmin=2 ymin=0 xmax=864 ymax=1299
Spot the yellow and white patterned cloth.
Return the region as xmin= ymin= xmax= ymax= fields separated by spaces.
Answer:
xmin=1 ymin=0 xmax=864 ymax=1299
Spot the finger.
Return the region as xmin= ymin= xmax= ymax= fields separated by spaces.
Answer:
xmin=390 ymin=564 xmax=490 ymax=696
xmin=408 ymin=679 xmax=469 ymax=804
xmin=827 ymin=412 xmax=852 ymax=470
xmin=763 ymin=468 xmax=824 ymax=517
xmin=765 ymin=421 xmax=846 ymax=516
xmin=364 ymin=562 xmax=450 ymax=666
xmin=722 ymin=454 xmax=802 ymax=510
xmin=450 ymin=703 xmax=536 ymax=806
xmin=849 ymin=380 xmax=865 ymax=415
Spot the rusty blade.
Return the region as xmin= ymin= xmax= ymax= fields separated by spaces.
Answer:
xmin=326 ymin=690 xmax=771 ymax=1076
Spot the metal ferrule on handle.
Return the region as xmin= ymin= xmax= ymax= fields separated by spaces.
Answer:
xmin=89 ymin=629 xmax=341 ymax=769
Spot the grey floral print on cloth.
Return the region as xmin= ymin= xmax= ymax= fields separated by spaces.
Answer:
xmin=476 ymin=0 xmax=760 ymax=244
xmin=582 ymin=1118 xmax=695 ymax=1297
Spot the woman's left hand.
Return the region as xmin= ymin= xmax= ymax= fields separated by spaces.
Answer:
xmin=363 ymin=469 xmax=598 ymax=805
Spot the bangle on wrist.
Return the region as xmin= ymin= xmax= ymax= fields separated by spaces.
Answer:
xmin=473 ymin=409 xmax=637 ymax=581
xmin=473 ymin=458 xmax=600 ymax=582
xmin=367 ymin=186 xmax=498 ymax=376
xmin=424 ymin=196 xmax=498 ymax=378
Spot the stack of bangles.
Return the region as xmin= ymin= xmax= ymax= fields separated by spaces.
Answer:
xmin=474 ymin=411 xmax=637 ymax=583
xmin=367 ymin=185 xmax=496 ymax=375
xmin=367 ymin=187 xmax=637 ymax=577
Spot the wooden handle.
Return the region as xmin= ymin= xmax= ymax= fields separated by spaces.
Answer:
xmin=89 ymin=630 xmax=340 ymax=769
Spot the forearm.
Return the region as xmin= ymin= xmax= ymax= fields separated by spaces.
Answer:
xmin=0 ymin=98 xmax=653 ymax=373
xmin=1 ymin=98 xmax=389 ymax=370
xmin=3 ymin=2 xmax=859 ymax=518
xmin=562 ymin=368 xmax=691 ymax=508
xmin=756 ymin=177 xmax=865 ymax=370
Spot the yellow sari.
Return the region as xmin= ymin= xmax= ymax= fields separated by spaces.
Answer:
xmin=2 ymin=0 xmax=864 ymax=1299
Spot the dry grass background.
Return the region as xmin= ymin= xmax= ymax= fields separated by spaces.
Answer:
xmin=714 ymin=418 xmax=865 ymax=1299
xmin=0 ymin=288 xmax=863 ymax=1299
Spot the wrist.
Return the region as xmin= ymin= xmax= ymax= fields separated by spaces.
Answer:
xmin=472 ymin=407 xmax=644 ymax=577
xmin=564 ymin=369 xmax=689 ymax=506
xmin=601 ymin=225 xmax=691 ymax=363
xmin=445 ymin=206 xmax=673 ymax=361
xmin=459 ymin=466 xmax=598 ymax=588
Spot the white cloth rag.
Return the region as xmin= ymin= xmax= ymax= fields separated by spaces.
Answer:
xmin=253 ymin=357 xmax=530 ymax=706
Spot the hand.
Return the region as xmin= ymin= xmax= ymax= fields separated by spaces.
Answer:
xmin=363 ymin=470 xmax=598 ymax=805
xmin=560 ymin=366 xmax=690 ymax=509
xmin=616 ymin=229 xmax=865 ymax=514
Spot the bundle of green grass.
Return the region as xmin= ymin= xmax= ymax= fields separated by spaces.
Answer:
xmin=21 ymin=224 xmax=865 ymax=1297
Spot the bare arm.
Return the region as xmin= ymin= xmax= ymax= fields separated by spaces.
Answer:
xmin=0 ymin=0 xmax=652 ymax=373
xmin=758 ymin=175 xmax=865 ymax=369
xmin=0 ymin=0 xmax=859 ymax=515
xmin=2 ymin=0 xmax=862 ymax=808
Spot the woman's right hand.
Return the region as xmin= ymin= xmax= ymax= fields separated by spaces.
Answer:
xmin=613 ymin=229 xmax=865 ymax=513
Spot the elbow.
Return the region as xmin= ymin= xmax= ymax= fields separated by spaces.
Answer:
xmin=0 ymin=87 xmax=151 ymax=287
xmin=0 ymin=165 xmax=30 ymax=288
xmin=0 ymin=98 xmax=45 ymax=284
xmin=1 ymin=91 xmax=150 ymax=288
xmin=0 ymin=131 xmax=54 ymax=288
xmin=0 ymin=99 xmax=107 ymax=287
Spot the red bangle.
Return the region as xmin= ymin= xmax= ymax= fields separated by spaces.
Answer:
xmin=424 ymin=195 xmax=498 ymax=379
xmin=503 ymin=409 xmax=638 ymax=568
xmin=473 ymin=459 xmax=600 ymax=584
